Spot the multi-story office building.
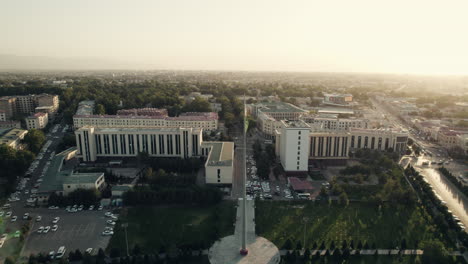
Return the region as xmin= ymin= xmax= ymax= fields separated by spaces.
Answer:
xmin=76 ymin=100 xmax=95 ymax=116
xmin=75 ymin=126 xmax=233 ymax=185
xmin=117 ymin=108 xmax=168 ymax=117
xmin=75 ymin=126 xmax=204 ymax=162
xmin=26 ymin=112 xmax=49 ymax=130
xmin=323 ymin=93 xmax=353 ymax=106
xmin=252 ymin=102 xmax=308 ymax=137
xmin=302 ymin=114 xmax=370 ymax=131
xmin=73 ymin=112 xmax=218 ymax=131
xmin=0 ymin=94 xmax=59 ymax=118
xmin=275 ymin=123 xmax=408 ymax=173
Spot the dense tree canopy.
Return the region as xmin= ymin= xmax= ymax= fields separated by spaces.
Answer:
xmin=23 ymin=129 xmax=45 ymax=154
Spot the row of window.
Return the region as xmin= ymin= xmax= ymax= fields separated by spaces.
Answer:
xmin=94 ymin=134 xmax=184 ymax=156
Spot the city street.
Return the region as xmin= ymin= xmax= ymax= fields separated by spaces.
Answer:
xmin=371 ymin=97 xmax=468 ymax=230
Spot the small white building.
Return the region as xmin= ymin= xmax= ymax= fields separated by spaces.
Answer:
xmin=202 ymin=142 xmax=234 ymax=185
xmin=26 ymin=112 xmax=49 ymax=130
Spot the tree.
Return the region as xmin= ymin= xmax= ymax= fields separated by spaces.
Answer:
xmin=4 ymin=257 xmax=14 ymax=264
xmin=339 ymin=192 xmax=349 ymax=206
xmin=95 ymin=103 xmax=106 ymax=115
xmin=283 ymin=238 xmax=293 ymax=250
xmin=23 ymin=129 xmax=45 ymax=153
xmin=183 ymin=97 xmax=211 ymax=112
xmin=420 ymin=240 xmax=449 ymax=264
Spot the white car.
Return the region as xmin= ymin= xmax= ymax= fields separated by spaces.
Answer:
xmin=5 ymin=211 xmax=12 ymax=217
xmin=86 ymin=248 xmax=93 ymax=254
xmin=36 ymin=216 xmax=42 ymax=222
xmin=89 ymin=205 xmax=94 ymax=210
xmin=49 ymin=251 xmax=55 ymax=259
xmin=52 ymin=217 xmax=60 ymax=224
xmin=11 ymin=216 xmax=17 ymax=222
xmin=37 ymin=226 xmax=44 ymax=233
xmin=106 ymin=220 xmax=116 ymax=226
xmin=43 ymin=226 xmax=51 ymax=233
xmin=23 ymin=213 xmax=29 ymax=220
xmin=102 ymin=230 xmax=114 ymax=236
xmin=52 ymin=225 xmax=58 ymax=232
xmin=105 ymin=212 xmax=113 ymax=217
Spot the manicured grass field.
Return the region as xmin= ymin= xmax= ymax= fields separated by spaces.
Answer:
xmin=256 ymin=201 xmax=450 ymax=250
xmin=107 ymin=201 xmax=236 ymax=254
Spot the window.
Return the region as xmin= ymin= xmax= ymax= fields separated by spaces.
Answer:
xmin=298 ymin=146 xmax=300 ymax=150
xmin=298 ymin=136 xmax=301 ymax=140
xmin=298 ymin=131 xmax=301 ymax=135
xmin=297 ymin=151 xmax=300 ymax=155
xmin=297 ymin=161 xmax=300 ymax=165
xmin=297 ymin=166 xmax=300 ymax=170
xmin=297 ymin=156 xmax=300 ymax=160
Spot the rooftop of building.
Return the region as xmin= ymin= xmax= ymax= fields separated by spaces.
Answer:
xmin=75 ymin=100 xmax=95 ymax=116
xmin=117 ymin=108 xmax=168 ymax=117
xmin=288 ymin=177 xmax=314 ymax=191
xmin=323 ymin=93 xmax=353 ymax=97
xmin=203 ymin=141 xmax=234 ymax=167
xmin=38 ymin=147 xmax=102 ymax=193
xmin=74 ymin=112 xmax=218 ymax=121
xmin=281 ymin=120 xmax=311 ymax=128
xmin=256 ymin=101 xmax=307 ymax=113
xmin=29 ymin=112 xmax=47 ymax=118
xmin=78 ymin=126 xmax=202 ymax=133
xmin=0 ymin=128 xmax=27 ymax=141
xmin=317 ymin=107 xmax=354 ymax=115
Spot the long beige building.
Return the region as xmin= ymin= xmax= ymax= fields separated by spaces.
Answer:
xmin=275 ymin=121 xmax=409 ymax=172
xmin=73 ymin=112 xmax=218 ymax=131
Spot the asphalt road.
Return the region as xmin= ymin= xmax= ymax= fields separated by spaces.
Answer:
xmin=371 ymin=97 xmax=468 ymax=230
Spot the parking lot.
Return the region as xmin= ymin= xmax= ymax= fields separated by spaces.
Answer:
xmin=22 ymin=210 xmax=113 ymax=257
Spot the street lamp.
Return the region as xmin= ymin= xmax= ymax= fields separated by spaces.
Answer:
xmin=121 ymin=223 xmax=129 ymax=256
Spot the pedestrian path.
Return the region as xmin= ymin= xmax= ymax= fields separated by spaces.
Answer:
xmin=208 ymin=199 xmax=280 ymax=264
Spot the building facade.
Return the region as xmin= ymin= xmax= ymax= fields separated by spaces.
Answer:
xmin=26 ymin=112 xmax=49 ymax=130
xmin=75 ymin=126 xmax=203 ymax=162
xmin=275 ymin=124 xmax=409 ymax=172
xmin=0 ymin=94 xmax=58 ymax=118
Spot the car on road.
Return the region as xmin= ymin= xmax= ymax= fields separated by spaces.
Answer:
xmin=2 ymin=204 xmax=11 ymax=209
xmin=56 ymin=246 xmax=66 ymax=259
xmin=110 ymin=215 xmax=118 ymax=220
xmin=105 ymin=212 xmax=113 ymax=217
xmin=48 ymin=206 xmax=59 ymax=210
xmin=98 ymin=205 xmax=103 ymax=211
xmin=106 ymin=220 xmax=116 ymax=225
xmin=52 ymin=225 xmax=58 ymax=232
xmin=78 ymin=205 xmax=84 ymax=211
xmin=52 ymin=217 xmax=60 ymax=223
xmin=5 ymin=211 xmax=12 ymax=217
xmin=11 ymin=216 xmax=17 ymax=222
xmin=37 ymin=226 xmax=44 ymax=233
xmin=36 ymin=216 xmax=42 ymax=222
xmin=23 ymin=213 xmax=29 ymax=220
xmin=43 ymin=226 xmax=51 ymax=233
xmin=86 ymin=248 xmax=93 ymax=254
xmin=102 ymin=230 xmax=114 ymax=236
xmin=49 ymin=251 xmax=55 ymax=259
xmin=89 ymin=205 xmax=94 ymax=210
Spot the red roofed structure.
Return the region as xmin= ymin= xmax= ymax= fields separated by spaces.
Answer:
xmin=288 ymin=177 xmax=314 ymax=192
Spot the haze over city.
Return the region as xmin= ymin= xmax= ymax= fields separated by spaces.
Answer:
xmin=1 ymin=0 xmax=468 ymax=74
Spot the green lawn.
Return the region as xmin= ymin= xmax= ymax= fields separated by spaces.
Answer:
xmin=256 ymin=201 xmax=451 ymax=250
xmin=107 ymin=201 xmax=236 ymax=254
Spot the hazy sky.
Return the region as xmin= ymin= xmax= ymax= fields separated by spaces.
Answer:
xmin=2 ymin=0 xmax=468 ymax=74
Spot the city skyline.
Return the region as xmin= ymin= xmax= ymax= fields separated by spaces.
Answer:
xmin=2 ymin=0 xmax=468 ymax=75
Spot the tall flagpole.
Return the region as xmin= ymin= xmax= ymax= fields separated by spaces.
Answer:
xmin=240 ymin=94 xmax=248 ymax=255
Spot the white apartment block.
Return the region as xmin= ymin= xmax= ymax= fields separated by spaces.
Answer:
xmin=75 ymin=126 xmax=203 ymax=162
xmin=26 ymin=112 xmax=49 ymax=130
xmin=202 ymin=142 xmax=234 ymax=184
xmin=73 ymin=112 xmax=218 ymax=131
xmin=277 ymin=121 xmax=311 ymax=173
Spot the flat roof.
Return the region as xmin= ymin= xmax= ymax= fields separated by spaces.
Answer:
xmin=0 ymin=128 xmax=27 ymax=145
xmin=257 ymin=102 xmax=307 ymax=113
xmin=318 ymin=107 xmax=354 ymax=115
xmin=84 ymin=126 xmax=202 ymax=133
xmin=289 ymin=177 xmax=314 ymax=191
xmin=63 ymin=173 xmax=103 ymax=184
xmin=203 ymin=141 xmax=234 ymax=167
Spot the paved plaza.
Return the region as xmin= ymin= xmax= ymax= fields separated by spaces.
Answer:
xmin=208 ymin=199 xmax=280 ymax=264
